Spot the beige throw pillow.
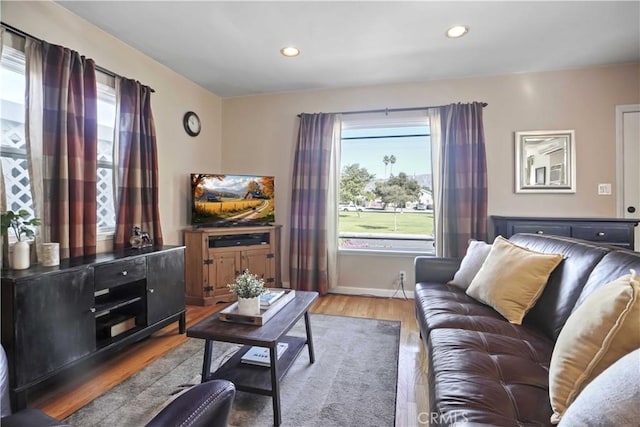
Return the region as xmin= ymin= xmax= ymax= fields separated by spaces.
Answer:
xmin=448 ymin=239 xmax=492 ymax=290
xmin=549 ymin=270 xmax=640 ymax=424
xmin=466 ymin=236 xmax=563 ymax=324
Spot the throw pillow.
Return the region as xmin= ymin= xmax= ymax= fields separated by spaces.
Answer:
xmin=448 ymin=239 xmax=492 ymax=290
xmin=558 ymin=349 xmax=640 ymax=427
xmin=466 ymin=236 xmax=563 ymax=325
xmin=0 ymin=345 xmax=10 ymax=417
xmin=549 ymin=270 xmax=640 ymax=424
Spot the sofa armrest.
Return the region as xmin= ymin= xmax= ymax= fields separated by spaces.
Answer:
xmin=146 ymin=379 xmax=235 ymax=427
xmin=414 ymin=256 xmax=461 ymax=284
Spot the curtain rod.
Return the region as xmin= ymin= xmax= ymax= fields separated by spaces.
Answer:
xmin=1 ymin=22 xmax=156 ymax=93
xmin=297 ymin=102 xmax=488 ymax=118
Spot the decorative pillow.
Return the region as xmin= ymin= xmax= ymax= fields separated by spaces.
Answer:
xmin=466 ymin=236 xmax=563 ymax=324
xmin=558 ymin=349 xmax=640 ymax=427
xmin=448 ymin=239 xmax=492 ymax=290
xmin=549 ymin=270 xmax=640 ymax=424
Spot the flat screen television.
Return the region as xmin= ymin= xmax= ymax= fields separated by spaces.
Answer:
xmin=190 ymin=173 xmax=275 ymax=227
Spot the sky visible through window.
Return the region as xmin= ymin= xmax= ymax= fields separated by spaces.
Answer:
xmin=341 ymin=126 xmax=431 ymax=179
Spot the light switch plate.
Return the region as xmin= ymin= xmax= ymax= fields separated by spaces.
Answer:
xmin=597 ymin=183 xmax=612 ymax=195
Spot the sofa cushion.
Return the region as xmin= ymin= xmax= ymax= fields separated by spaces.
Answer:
xmin=549 ymin=270 xmax=640 ymax=424
xmin=558 ymin=349 xmax=640 ymax=427
xmin=510 ymin=234 xmax=610 ymax=340
xmin=415 ymin=282 xmax=550 ymax=343
xmin=448 ymin=240 xmax=492 ymax=290
xmin=428 ymin=328 xmax=553 ymax=426
xmin=466 ymin=236 xmax=563 ymax=324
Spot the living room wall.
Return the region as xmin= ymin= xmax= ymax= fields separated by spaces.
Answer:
xmin=4 ymin=1 xmax=639 ymax=296
xmin=221 ymin=63 xmax=640 ymax=293
xmin=2 ymin=0 xmax=222 ymax=247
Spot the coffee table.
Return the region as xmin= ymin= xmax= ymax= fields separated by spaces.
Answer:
xmin=187 ymin=290 xmax=318 ymax=426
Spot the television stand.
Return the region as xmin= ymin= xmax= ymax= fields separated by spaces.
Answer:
xmin=184 ymin=225 xmax=282 ymax=305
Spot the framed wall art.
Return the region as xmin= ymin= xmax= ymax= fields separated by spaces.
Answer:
xmin=515 ymin=130 xmax=576 ymax=193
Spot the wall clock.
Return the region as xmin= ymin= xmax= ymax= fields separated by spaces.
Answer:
xmin=183 ymin=111 xmax=201 ymax=137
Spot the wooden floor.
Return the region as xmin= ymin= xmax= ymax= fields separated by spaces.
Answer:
xmin=30 ymin=294 xmax=429 ymax=425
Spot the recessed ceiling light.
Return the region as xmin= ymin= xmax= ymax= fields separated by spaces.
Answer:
xmin=280 ymin=46 xmax=300 ymax=57
xmin=446 ymin=25 xmax=469 ymax=39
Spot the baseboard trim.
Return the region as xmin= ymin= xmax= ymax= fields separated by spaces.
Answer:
xmin=329 ymin=286 xmax=415 ymax=299
xmin=281 ymin=282 xmax=414 ymax=299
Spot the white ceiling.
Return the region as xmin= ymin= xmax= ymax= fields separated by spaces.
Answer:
xmin=55 ymin=1 xmax=640 ymax=98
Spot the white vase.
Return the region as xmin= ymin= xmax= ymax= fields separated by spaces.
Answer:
xmin=237 ymin=296 xmax=260 ymax=315
xmin=12 ymin=241 xmax=30 ymax=270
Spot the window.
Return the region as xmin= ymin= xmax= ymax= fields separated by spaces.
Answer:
xmin=339 ymin=115 xmax=434 ymax=253
xmin=96 ymin=80 xmax=117 ymax=233
xmin=0 ymin=39 xmax=117 ymax=238
xmin=0 ymin=44 xmax=32 ymax=219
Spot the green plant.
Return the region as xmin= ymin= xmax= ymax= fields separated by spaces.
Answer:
xmin=227 ymin=269 xmax=266 ymax=299
xmin=1 ymin=210 xmax=42 ymax=241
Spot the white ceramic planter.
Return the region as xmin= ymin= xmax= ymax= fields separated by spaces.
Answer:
xmin=12 ymin=241 xmax=30 ymax=270
xmin=237 ymin=296 xmax=260 ymax=315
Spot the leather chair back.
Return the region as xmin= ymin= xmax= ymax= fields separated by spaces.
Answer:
xmin=146 ymin=379 xmax=235 ymax=427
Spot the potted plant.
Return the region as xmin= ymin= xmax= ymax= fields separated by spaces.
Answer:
xmin=1 ymin=210 xmax=41 ymax=270
xmin=228 ymin=269 xmax=266 ymax=315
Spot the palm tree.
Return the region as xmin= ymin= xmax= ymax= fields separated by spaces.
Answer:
xmin=389 ymin=155 xmax=396 ymax=176
xmin=383 ymin=155 xmax=390 ymax=177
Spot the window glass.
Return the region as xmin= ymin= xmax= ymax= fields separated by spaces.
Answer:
xmin=0 ymin=45 xmax=33 ymax=221
xmin=339 ymin=117 xmax=434 ymax=253
xmin=96 ymin=82 xmax=116 ymax=233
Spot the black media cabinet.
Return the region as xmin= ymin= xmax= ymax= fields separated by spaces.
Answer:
xmin=490 ymin=216 xmax=639 ymax=250
xmin=1 ymin=245 xmax=186 ymax=410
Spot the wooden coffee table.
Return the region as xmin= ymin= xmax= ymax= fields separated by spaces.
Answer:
xmin=187 ymin=290 xmax=318 ymax=426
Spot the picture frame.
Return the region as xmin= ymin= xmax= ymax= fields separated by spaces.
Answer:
xmin=535 ymin=166 xmax=546 ymax=185
xmin=549 ymin=164 xmax=564 ymax=184
xmin=515 ymin=130 xmax=576 ymax=193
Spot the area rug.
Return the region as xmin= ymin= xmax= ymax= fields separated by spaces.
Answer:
xmin=63 ymin=314 xmax=400 ymax=427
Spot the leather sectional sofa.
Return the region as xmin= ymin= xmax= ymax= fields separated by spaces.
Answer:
xmin=414 ymin=233 xmax=640 ymax=426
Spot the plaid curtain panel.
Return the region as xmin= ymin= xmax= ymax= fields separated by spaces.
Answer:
xmin=113 ymin=78 xmax=163 ymax=250
xmin=432 ymin=102 xmax=488 ymax=258
xmin=289 ymin=113 xmax=339 ymax=295
xmin=42 ymin=42 xmax=98 ymax=259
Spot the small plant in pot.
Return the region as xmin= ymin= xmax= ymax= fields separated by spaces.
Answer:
xmin=228 ymin=269 xmax=265 ymax=315
xmin=1 ymin=210 xmax=41 ymax=270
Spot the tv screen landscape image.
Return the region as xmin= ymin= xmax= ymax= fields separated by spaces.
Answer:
xmin=190 ymin=174 xmax=275 ymax=227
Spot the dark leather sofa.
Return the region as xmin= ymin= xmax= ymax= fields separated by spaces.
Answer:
xmin=414 ymin=233 xmax=640 ymax=426
xmin=1 ymin=343 xmax=236 ymax=427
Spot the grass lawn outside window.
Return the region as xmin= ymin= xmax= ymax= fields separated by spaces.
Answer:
xmin=339 ymin=211 xmax=434 ymax=253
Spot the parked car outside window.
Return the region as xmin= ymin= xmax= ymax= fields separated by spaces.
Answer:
xmin=339 ymin=204 xmax=363 ymax=212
